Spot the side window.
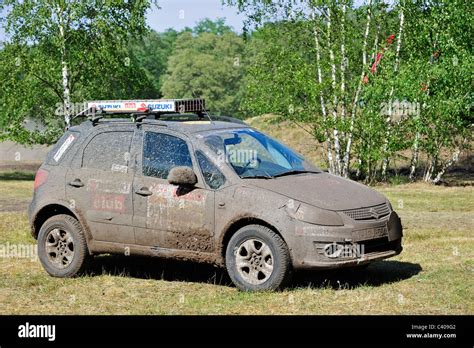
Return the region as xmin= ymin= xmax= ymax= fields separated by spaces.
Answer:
xmin=143 ymin=132 xmax=193 ymax=179
xmin=196 ymin=151 xmax=226 ymax=190
xmin=82 ymin=132 xmax=132 ymax=172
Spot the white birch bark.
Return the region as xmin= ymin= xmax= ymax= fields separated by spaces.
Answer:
xmin=432 ymin=139 xmax=466 ymax=183
xmin=342 ymin=0 xmax=372 ymax=177
xmin=327 ymin=7 xmax=342 ymax=175
xmin=382 ymin=5 xmax=404 ymax=179
xmin=311 ymin=10 xmax=335 ymax=173
xmin=424 ymin=157 xmax=435 ymax=182
xmin=431 ymin=148 xmax=461 ymax=184
xmin=409 ymin=131 xmax=420 ymax=180
xmin=56 ymin=5 xmax=71 ymax=129
xmin=339 ymin=1 xmax=347 ymax=125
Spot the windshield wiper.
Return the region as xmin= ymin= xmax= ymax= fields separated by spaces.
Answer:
xmin=272 ymin=170 xmax=320 ymax=178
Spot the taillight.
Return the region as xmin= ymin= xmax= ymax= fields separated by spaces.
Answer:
xmin=34 ymin=169 xmax=49 ymax=190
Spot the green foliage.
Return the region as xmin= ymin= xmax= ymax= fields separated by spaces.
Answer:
xmin=193 ymin=18 xmax=234 ymax=35
xmin=130 ymin=29 xmax=179 ymax=95
xmin=160 ymin=25 xmax=245 ymax=117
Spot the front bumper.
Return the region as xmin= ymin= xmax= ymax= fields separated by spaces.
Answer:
xmin=290 ymin=211 xmax=403 ymax=270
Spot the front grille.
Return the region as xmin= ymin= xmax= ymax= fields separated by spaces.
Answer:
xmin=342 ymin=203 xmax=390 ymax=221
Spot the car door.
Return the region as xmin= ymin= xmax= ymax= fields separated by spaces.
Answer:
xmin=65 ymin=128 xmax=135 ymax=244
xmin=132 ymin=127 xmax=215 ymax=253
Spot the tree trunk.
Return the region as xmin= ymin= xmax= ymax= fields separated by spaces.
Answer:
xmin=381 ymin=5 xmax=405 ymax=180
xmin=57 ymin=5 xmax=71 ymax=129
xmin=62 ymin=62 xmax=71 ymax=128
xmin=409 ymin=106 xmax=421 ymax=180
xmin=342 ymin=0 xmax=372 ymax=177
xmin=423 ymin=157 xmax=435 ymax=182
xmin=355 ymin=158 xmax=363 ymax=179
xmin=339 ymin=2 xmax=348 ymax=176
xmin=381 ymin=87 xmax=394 ymax=179
xmin=339 ymin=1 xmax=347 ymax=125
xmin=423 ymin=144 xmax=439 ymax=182
xmin=327 ymin=7 xmax=342 ymax=175
xmin=311 ymin=10 xmax=334 ymax=173
xmin=409 ymin=131 xmax=420 ymax=180
xmin=432 ymin=141 xmax=465 ymax=184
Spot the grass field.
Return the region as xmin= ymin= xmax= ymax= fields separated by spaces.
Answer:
xmin=0 ymin=175 xmax=472 ymax=315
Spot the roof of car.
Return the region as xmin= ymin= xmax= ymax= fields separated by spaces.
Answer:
xmin=70 ymin=117 xmax=251 ymax=136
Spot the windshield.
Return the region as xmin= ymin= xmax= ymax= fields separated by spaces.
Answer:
xmin=203 ymin=129 xmax=320 ymax=178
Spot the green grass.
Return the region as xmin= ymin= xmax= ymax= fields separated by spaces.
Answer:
xmin=0 ymin=170 xmax=36 ymax=181
xmin=0 ymin=178 xmax=472 ymax=315
xmin=0 ymin=178 xmax=34 ymax=200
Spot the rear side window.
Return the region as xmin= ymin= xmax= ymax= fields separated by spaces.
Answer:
xmin=82 ymin=132 xmax=133 ymax=172
xmin=196 ymin=151 xmax=226 ymax=189
xmin=142 ymin=132 xmax=192 ymax=179
xmin=45 ymin=131 xmax=79 ymax=165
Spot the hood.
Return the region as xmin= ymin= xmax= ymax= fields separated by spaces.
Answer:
xmin=244 ymin=173 xmax=387 ymax=210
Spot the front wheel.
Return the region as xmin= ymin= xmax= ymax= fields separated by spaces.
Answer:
xmin=37 ymin=214 xmax=90 ymax=278
xmin=225 ymin=225 xmax=292 ymax=291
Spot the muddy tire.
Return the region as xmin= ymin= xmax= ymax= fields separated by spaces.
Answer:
xmin=225 ymin=225 xmax=292 ymax=291
xmin=37 ymin=214 xmax=90 ymax=278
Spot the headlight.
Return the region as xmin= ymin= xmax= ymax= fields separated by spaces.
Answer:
xmin=285 ymin=201 xmax=344 ymax=226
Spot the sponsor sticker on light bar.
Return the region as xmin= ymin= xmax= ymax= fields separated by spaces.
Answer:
xmin=87 ymin=100 xmax=176 ymax=113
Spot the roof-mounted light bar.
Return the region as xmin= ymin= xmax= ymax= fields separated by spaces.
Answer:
xmin=86 ymin=99 xmax=206 ymax=114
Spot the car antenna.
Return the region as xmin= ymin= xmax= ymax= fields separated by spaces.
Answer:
xmin=192 ymin=91 xmax=214 ymax=125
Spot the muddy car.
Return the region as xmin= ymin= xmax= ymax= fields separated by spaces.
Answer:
xmin=29 ymin=99 xmax=403 ymax=291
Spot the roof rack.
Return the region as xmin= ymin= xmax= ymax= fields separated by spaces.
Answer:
xmin=73 ymin=99 xmax=208 ymax=126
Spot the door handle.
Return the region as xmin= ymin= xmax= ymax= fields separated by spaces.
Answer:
xmin=68 ymin=179 xmax=84 ymax=188
xmin=135 ymin=187 xmax=152 ymax=196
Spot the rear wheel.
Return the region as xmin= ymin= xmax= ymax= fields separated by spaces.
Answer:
xmin=225 ymin=225 xmax=292 ymax=291
xmin=37 ymin=214 xmax=90 ymax=277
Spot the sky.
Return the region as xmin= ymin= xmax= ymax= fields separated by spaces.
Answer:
xmin=147 ymin=0 xmax=246 ymax=33
xmin=146 ymin=0 xmax=369 ymax=33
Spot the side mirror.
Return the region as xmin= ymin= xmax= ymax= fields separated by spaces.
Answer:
xmin=167 ymin=166 xmax=197 ymax=186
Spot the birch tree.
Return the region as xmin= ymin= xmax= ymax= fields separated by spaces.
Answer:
xmin=381 ymin=2 xmax=404 ymax=179
xmin=311 ymin=10 xmax=333 ymax=173
xmin=342 ymin=0 xmax=372 ymax=177
xmin=229 ymin=0 xmax=378 ymax=177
